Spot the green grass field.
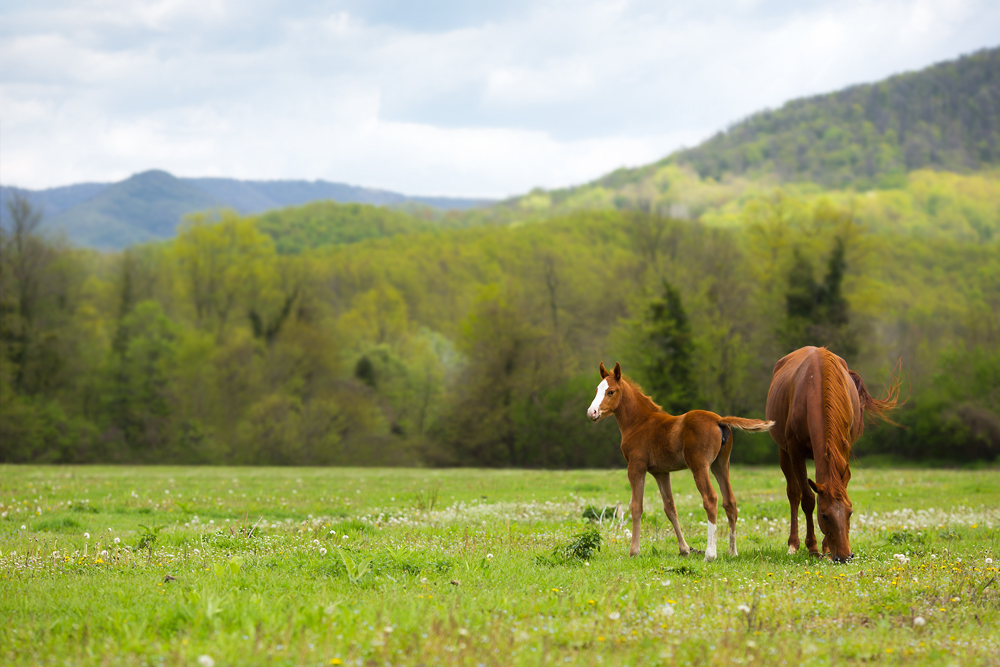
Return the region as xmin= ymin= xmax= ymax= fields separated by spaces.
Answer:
xmin=2 ymin=465 xmax=998 ymax=666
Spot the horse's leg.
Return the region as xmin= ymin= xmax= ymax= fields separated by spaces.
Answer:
xmin=710 ymin=457 xmax=738 ymax=557
xmin=795 ymin=455 xmax=819 ymax=557
xmin=690 ymin=466 xmax=720 ymax=562
xmin=627 ymin=463 xmax=646 ymax=557
xmin=652 ymin=472 xmax=691 ymax=556
xmin=779 ymin=447 xmax=800 ymax=554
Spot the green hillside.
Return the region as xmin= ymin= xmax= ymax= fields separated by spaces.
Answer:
xmin=675 ymin=46 xmax=1000 ymax=188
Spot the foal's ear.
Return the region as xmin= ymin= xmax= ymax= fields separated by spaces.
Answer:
xmin=599 ymin=361 xmax=610 ymax=379
xmin=613 ymin=362 xmax=621 ymax=382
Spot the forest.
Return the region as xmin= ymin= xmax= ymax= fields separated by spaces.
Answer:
xmin=1 ymin=165 xmax=998 ymax=467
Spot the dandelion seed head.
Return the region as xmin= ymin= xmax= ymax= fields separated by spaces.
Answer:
xmin=608 ymin=611 xmax=620 ymax=620
xmin=914 ymin=616 xmax=926 ymax=627
xmin=737 ymin=604 xmax=751 ymax=613
xmin=197 ymin=656 xmax=215 ymax=667
xmin=114 ymin=537 xmax=120 ymax=544
xmin=84 ymin=532 xmax=90 ymax=540
xmin=486 ymin=553 xmax=493 ymax=560
xmin=319 ymin=548 xmax=327 ymax=556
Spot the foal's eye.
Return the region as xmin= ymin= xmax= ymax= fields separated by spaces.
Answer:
xmin=606 ymin=390 xmax=614 ymax=396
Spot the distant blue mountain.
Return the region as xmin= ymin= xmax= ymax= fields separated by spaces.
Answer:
xmin=0 ymin=170 xmax=493 ymax=249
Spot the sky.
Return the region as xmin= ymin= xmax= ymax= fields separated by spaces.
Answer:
xmin=1 ymin=0 xmax=998 ymax=198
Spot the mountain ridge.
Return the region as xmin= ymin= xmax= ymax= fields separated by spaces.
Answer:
xmin=0 ymin=170 xmax=494 ymax=249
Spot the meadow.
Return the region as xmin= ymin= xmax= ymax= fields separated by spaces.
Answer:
xmin=1 ymin=464 xmax=998 ymax=666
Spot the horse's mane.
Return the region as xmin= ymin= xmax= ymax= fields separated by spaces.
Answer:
xmin=819 ymin=349 xmax=854 ymax=502
xmin=621 ymin=376 xmax=664 ymax=414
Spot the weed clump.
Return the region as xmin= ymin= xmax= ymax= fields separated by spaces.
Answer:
xmin=539 ymin=527 xmax=602 ymax=566
xmin=582 ymin=506 xmax=618 ymax=523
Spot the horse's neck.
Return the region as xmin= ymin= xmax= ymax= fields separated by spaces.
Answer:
xmin=613 ymin=382 xmax=662 ymax=431
xmin=812 ymin=440 xmax=849 ymax=495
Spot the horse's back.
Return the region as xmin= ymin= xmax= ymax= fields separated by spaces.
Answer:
xmin=766 ymin=346 xmax=860 ymax=449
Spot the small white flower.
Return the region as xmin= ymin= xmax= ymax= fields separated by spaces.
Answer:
xmin=659 ymin=604 xmax=674 ymax=617
xmin=913 ymin=616 xmax=926 ymax=627
xmin=737 ymin=604 xmax=751 ymax=614
xmin=319 ymin=548 xmax=327 ymax=556
xmin=385 ymin=626 xmax=395 ymax=633
xmin=342 ymin=535 xmax=349 ymax=540
xmin=52 ymin=551 xmax=59 ymax=557
xmin=84 ymin=532 xmax=90 ymax=540
xmin=197 ymin=655 xmax=215 ymax=667
xmin=100 ymin=550 xmax=108 ymax=557
xmin=661 ymin=580 xmax=671 ymax=586
xmin=486 ymin=553 xmax=494 ymax=560
xmin=20 ymin=525 xmax=26 ymax=530
xmin=608 ymin=611 xmax=620 ymax=620
xmin=987 ymin=558 xmax=994 ymax=566
xmin=193 ymin=549 xmax=200 ymax=554
xmin=114 ymin=537 xmax=120 ymax=545
xmin=313 ymin=540 xmax=320 ymax=546
xmin=893 ymin=554 xmax=910 ymax=565
xmin=457 ymin=628 xmax=468 ymax=636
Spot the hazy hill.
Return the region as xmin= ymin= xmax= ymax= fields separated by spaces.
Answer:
xmin=0 ymin=171 xmax=492 ymax=249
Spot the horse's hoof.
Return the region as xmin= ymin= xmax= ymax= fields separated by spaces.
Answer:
xmin=808 ymin=551 xmax=822 ymax=558
xmin=704 ymin=553 xmax=716 ymax=563
xmin=787 ymin=545 xmax=798 ymax=555
xmin=729 ymin=549 xmax=738 ymax=557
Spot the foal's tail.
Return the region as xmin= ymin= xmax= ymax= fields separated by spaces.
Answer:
xmin=718 ymin=416 xmax=775 ymax=433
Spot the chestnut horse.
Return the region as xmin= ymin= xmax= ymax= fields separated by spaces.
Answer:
xmin=765 ymin=346 xmax=900 ymax=561
xmin=588 ymin=362 xmax=774 ymax=561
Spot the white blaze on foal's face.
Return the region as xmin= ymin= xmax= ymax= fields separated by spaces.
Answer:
xmin=588 ymin=380 xmax=609 ymax=421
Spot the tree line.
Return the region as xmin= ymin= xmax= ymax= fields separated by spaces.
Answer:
xmin=1 ymin=181 xmax=997 ymax=466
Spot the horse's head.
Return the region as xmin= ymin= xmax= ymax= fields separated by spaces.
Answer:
xmin=588 ymin=361 xmax=623 ymax=422
xmin=808 ymin=478 xmax=854 ymax=562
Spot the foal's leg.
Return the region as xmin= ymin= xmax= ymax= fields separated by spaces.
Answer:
xmin=710 ymin=457 xmax=739 ymax=557
xmin=627 ymin=463 xmax=647 ymax=557
xmin=779 ymin=447 xmax=800 ymax=554
xmin=690 ymin=466 xmax=720 ymax=562
xmin=652 ymin=472 xmax=691 ymax=556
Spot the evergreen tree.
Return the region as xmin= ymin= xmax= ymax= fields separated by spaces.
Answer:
xmin=641 ymin=280 xmax=699 ymax=414
xmin=780 ymin=238 xmax=858 ymax=359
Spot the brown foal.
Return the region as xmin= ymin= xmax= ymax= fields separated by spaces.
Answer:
xmin=588 ymin=362 xmax=773 ymax=561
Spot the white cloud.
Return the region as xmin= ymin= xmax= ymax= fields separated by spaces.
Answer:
xmin=0 ymin=0 xmax=997 ymax=196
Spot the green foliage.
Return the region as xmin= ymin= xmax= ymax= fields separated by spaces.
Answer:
xmin=254 ymin=200 xmax=434 ymax=254
xmin=555 ymin=526 xmax=602 ymax=562
xmin=779 ymin=237 xmax=858 ymax=360
xmin=674 ymin=47 xmax=1000 ymax=188
xmin=1 ymin=171 xmax=998 ymax=465
xmin=637 ymin=279 xmax=700 ymax=414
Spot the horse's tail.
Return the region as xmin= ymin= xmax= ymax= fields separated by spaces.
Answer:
xmin=848 ymin=360 xmax=904 ymax=428
xmin=718 ymin=416 xmax=775 ymax=433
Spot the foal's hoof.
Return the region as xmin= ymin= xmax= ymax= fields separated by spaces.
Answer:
xmin=787 ymin=545 xmax=798 ymax=555
xmin=703 ymin=553 xmax=716 ymax=563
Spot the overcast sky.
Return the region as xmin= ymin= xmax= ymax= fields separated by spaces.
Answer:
xmin=1 ymin=0 xmax=998 ymax=197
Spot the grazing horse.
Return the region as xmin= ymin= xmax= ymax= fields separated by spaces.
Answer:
xmin=588 ymin=362 xmax=774 ymax=561
xmin=765 ymin=346 xmax=900 ymax=562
